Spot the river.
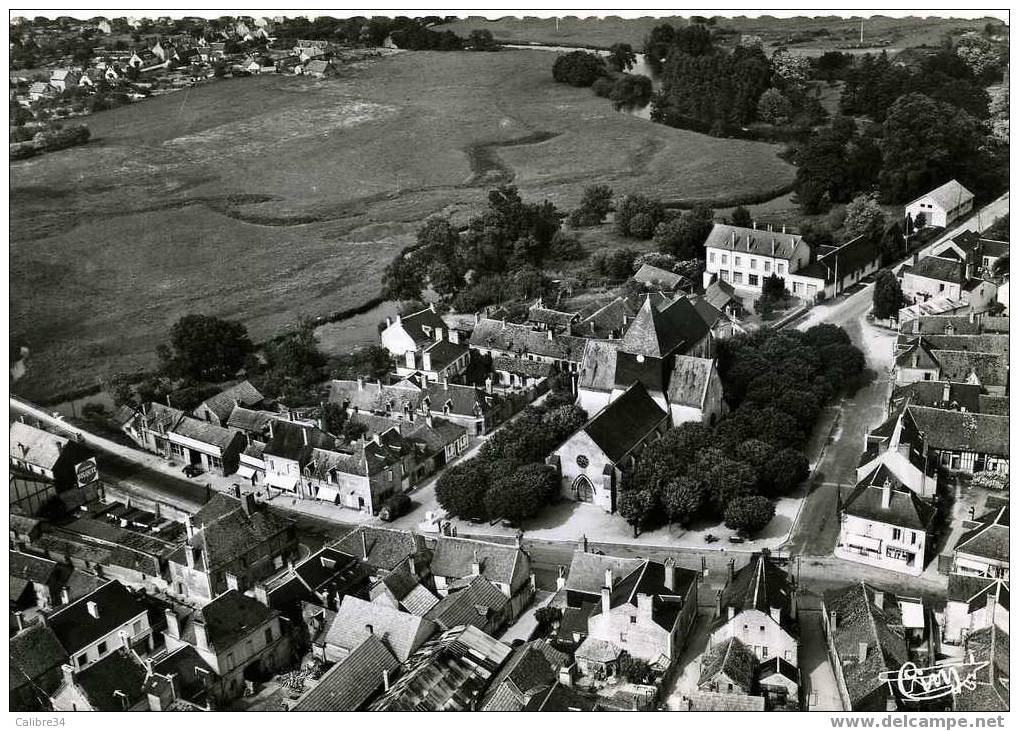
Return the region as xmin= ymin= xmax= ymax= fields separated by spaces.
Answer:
xmin=504 ymin=44 xmax=661 ymax=120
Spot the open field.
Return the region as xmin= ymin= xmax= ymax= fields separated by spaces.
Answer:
xmin=438 ymin=14 xmax=996 ymax=52
xmin=11 ymin=48 xmax=795 ymax=401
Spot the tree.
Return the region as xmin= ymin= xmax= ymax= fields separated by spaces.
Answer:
xmin=548 ymin=230 xmax=586 ymax=260
xmin=730 ymin=205 xmax=753 ymax=228
xmin=552 ymin=50 xmax=606 ymax=87
xmin=607 ymin=43 xmax=637 ymax=72
xmin=872 ymin=269 xmax=904 ymax=320
xmin=761 ymin=448 xmax=809 ymax=497
xmin=102 ymin=373 xmax=135 ymax=407
xmin=569 ymin=184 xmax=613 ymax=227
xmin=842 ymin=194 xmax=886 ymax=242
xmin=467 ymin=29 xmax=498 ymax=51
xmin=955 ymin=34 xmax=1001 ymax=78
xmin=761 ymin=273 xmax=786 ymax=301
xmin=661 ymin=477 xmax=705 ymax=526
xmin=757 ymin=88 xmax=792 ymax=124
xmin=652 ymin=206 xmax=714 ymax=259
xmin=618 ymin=653 xmax=653 ymax=684
xmin=618 ymin=487 xmax=658 ymax=537
xmin=724 ymin=495 xmax=776 ymax=535
xmin=435 ymin=460 xmax=490 ymax=521
xmin=534 ymin=606 xmax=562 ymax=630
xmin=771 ymin=48 xmax=811 ymax=85
xmin=485 ymin=463 xmax=559 ymax=523
xmin=609 ymin=74 xmax=653 ymax=110
xmin=162 ymin=314 xmax=253 ymax=381
xmin=630 ymin=422 xmax=714 ymax=495
xmin=381 ymin=253 xmax=425 ymax=301
xmin=688 ymin=449 xmax=758 ymax=514
xmin=321 ymin=402 xmax=346 ymax=436
xmin=615 ymin=195 xmax=665 ymax=239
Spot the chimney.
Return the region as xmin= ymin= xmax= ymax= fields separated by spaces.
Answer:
xmin=164 ymin=609 xmax=180 ymax=638
xmin=858 ymin=641 xmax=868 ymax=662
xmin=714 ymin=590 xmax=723 ymax=617
xmin=770 ymin=606 xmax=782 ymax=624
xmin=485 ymin=377 xmax=493 ymax=395
xmin=434 ymin=327 xmax=443 ymax=342
xmin=361 ymin=530 xmax=369 ymax=560
xmin=881 ymin=480 xmax=892 ymax=509
xmin=727 ymin=558 xmax=735 ymax=584
xmin=193 ymin=622 xmax=210 ymax=651
xmin=242 ymin=493 xmax=257 ymax=515
xmin=425 ymin=413 xmax=433 ymax=428
xmin=942 ymin=382 xmax=951 ymax=403
xmin=60 ymin=587 xmax=71 ymax=605
xmin=14 ymin=611 xmax=24 ymax=632
xmin=61 ymin=663 xmax=76 ymax=688
xmin=428 ymin=303 xmax=435 ymax=312
xmin=578 ymin=534 xmax=589 ymax=553
xmin=233 ymin=484 xmax=242 ymax=499
xmin=911 ymin=351 xmax=919 ymax=368
xmin=601 ymin=586 xmax=611 ymax=614
xmin=637 ymin=592 xmax=653 ymax=621
xmin=86 ymin=600 xmax=100 ymax=619
xmin=302 ymin=427 xmax=308 ymax=446
xmin=829 ymin=609 xmax=837 ymax=633
xmin=604 ymin=568 xmax=614 ymax=591
xmin=267 ymin=420 xmax=274 ymax=439
xmin=727 ymin=605 xmax=735 ymax=620
xmin=365 ymin=623 xmax=374 ymax=636
xmin=782 ymin=225 xmax=787 ymax=234
xmin=382 ymin=668 xmax=390 ymax=692
xmin=357 ymin=377 xmax=364 ymax=391
xmin=663 ymin=557 xmax=676 ymax=592
xmin=556 ymin=565 xmax=567 ymax=591
xmin=546 ymin=329 xmax=553 ymax=342
xmin=873 ymin=590 xmax=885 ymax=610
xmin=254 ymin=583 xmax=269 ymax=607
xmin=471 ymin=549 xmax=481 ymax=577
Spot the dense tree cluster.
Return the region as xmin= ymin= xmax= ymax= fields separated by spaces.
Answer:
xmin=157 ymin=314 xmax=254 ymax=382
xmin=618 ymin=325 xmax=863 ymax=535
xmin=435 ymin=398 xmax=587 ymax=523
xmin=615 ymin=195 xmax=665 ymax=239
xmin=568 ymin=185 xmax=614 ymax=227
xmin=652 ymin=205 xmax=715 ymax=259
xmin=552 ymin=50 xmax=607 ymax=87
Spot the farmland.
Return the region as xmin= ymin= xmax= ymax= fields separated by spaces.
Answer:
xmin=11 ymin=48 xmax=795 ymax=402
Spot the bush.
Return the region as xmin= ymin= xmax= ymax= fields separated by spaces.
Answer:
xmin=552 ymin=50 xmax=607 ymax=87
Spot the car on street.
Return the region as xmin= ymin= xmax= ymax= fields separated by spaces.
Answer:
xmin=183 ymin=464 xmax=204 ymax=478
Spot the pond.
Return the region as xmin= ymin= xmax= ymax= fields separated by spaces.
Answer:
xmin=504 ymin=44 xmax=661 ymax=120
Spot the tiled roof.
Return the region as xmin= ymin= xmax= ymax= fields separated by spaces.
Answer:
xmin=226 ymin=405 xmax=274 ymax=434
xmin=704 ymin=223 xmax=804 ymax=259
xmin=171 ymin=416 xmax=242 ymax=450
xmin=698 ymin=637 xmax=757 ymax=693
xmin=955 ymin=625 xmax=1009 ymax=712
xmin=9 ymin=421 xmax=70 ymax=471
xmin=910 ymin=333 xmax=1009 ymax=356
xmin=421 ymin=339 xmax=469 ymax=371
xmin=758 ymin=655 xmax=800 ymax=684
xmin=947 ymin=573 xmax=1008 ymax=612
xmin=469 ymin=318 xmax=588 ymax=363
xmin=931 ymin=349 xmax=1008 ymax=387
xmin=71 ymin=649 xmax=147 ymax=711
xmin=911 ymin=179 xmax=973 ymax=210
xmin=704 ymin=279 xmax=735 ymax=310
xmin=326 ymin=595 xmax=436 ymax=662
xmin=666 ymin=356 xmax=714 ymax=409
xmin=522 ymin=683 xmax=598 ymax=711
xmin=906 ymin=406 xmax=1009 ymax=457
xmin=292 ymin=634 xmax=399 ymax=711
xmin=901 ymin=315 xmax=982 ymax=336
xmin=894 ymin=338 xmax=940 ymax=369
xmin=634 ymin=263 xmax=684 ymax=289
xmin=430 ymin=536 xmax=527 ymax=590
xmin=196 ymin=380 xmax=264 ymax=423
xmin=686 ymin=690 xmax=766 ymax=712
xmin=582 ymin=383 xmax=668 ymax=463
xmin=564 ymin=551 xmax=644 ymax=596
xmin=334 ymin=526 xmax=428 ymax=573
xmin=10 ymin=624 xmax=67 ymax=690
xmin=890 ymin=380 xmax=981 ymax=413
xmin=396 ymin=306 xmax=452 ymax=345
xmin=842 ymin=481 xmax=936 ymax=532
xmin=716 ymin=552 xmax=797 ymax=636
xmin=424 ymin=575 xmax=509 ymax=630
xmin=575 ymin=636 xmax=622 ymax=663
xmin=46 ymin=580 xmax=145 ymax=655
xmin=180 ymin=493 xmax=294 ymax=571
xmin=619 ymin=295 xmax=709 ymax=359
xmin=182 ymin=589 xmax=274 ymax=651
xmin=527 ymin=302 xmax=579 ymax=327
xmin=822 ymin=583 xmax=909 ymax=709
xmin=329 ymin=377 xmax=498 ymax=420
xmin=815 ymin=234 xmax=882 ymax=277
xmin=264 ymin=420 xmax=337 ymax=462
xmin=10 ymin=550 xmax=60 ymax=585
xmin=479 ymin=641 xmax=556 ymax=711
xmin=906 ymin=256 xmax=966 ymax=285
xmin=577 ymin=339 xmax=621 ymax=393
xmin=591 ymin=557 xmax=696 ymax=631
xmin=955 ymin=506 xmax=1009 ymax=563
xmin=491 ymin=356 xmax=553 ymax=378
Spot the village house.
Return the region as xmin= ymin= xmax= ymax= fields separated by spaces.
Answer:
xmin=423 ymin=574 xmax=512 ymax=636
xmin=551 ymin=382 xmax=670 ymax=512
xmin=396 ymin=337 xmax=470 ymax=382
xmin=927 ymin=230 xmax=1009 ymax=279
xmin=469 ymin=317 xmax=589 ymax=375
xmin=256 ymin=545 xmax=371 ymax=618
xmin=429 ymin=535 xmax=534 ymax=619
xmin=368 ymin=624 xmax=511 ymax=711
xmin=859 ymin=405 xmax=939 ymax=499
xmin=45 ymin=580 xmax=153 ymax=671
xmin=834 ymin=470 xmax=936 ymax=577
xmin=261 ymin=419 xmax=339 ymax=495
xmin=9 ymin=550 xmax=74 ymax=611
xmin=899 ymin=256 xmax=998 ymax=312
xmin=119 ymin=403 xmax=247 ymax=477
xmin=890 ymin=380 xmax=1008 ymax=416
xmin=894 ymin=337 xmax=1008 ymax=394
xmin=710 ymin=553 xmax=800 ymax=668
xmin=788 ymin=234 xmax=883 ymax=299
xmin=904 ymin=179 xmax=974 ymax=229
xmin=902 ymin=405 xmax=1009 ymax=474
xmin=573 ymin=554 xmax=699 ymax=678
xmin=163 ymin=589 xmax=291 ymax=703
xmin=575 ymin=292 xmax=670 ymax=340
xmin=142 ymin=644 xmax=217 ymax=711
xmin=28 ymin=81 xmax=53 ymax=101
xmin=301 ymin=434 xmax=406 ymax=513
xmin=821 ymin=583 xmax=935 ymax=711
xmin=951 ymin=505 xmax=1009 ymax=580
xmin=702 ymin=223 xmax=809 ymax=299
xmin=10 ymin=420 xmax=97 ymax=492
xmin=193 ymin=380 xmax=266 ymax=426
xmin=477 ymin=640 xmax=565 ymax=711
xmin=380 ymin=304 xmax=449 ymax=357
xmin=697 ymin=636 xmax=760 ymax=699
xmin=347 ymin=411 xmax=469 ymax=485
xmin=303 ymin=59 xmax=338 ymax=77
xmin=899 ymin=313 xmax=1010 ymax=337
xmin=10 ymin=623 xmax=69 ymax=711
xmin=321 ymin=595 xmax=436 ymax=664
xmin=527 ymin=299 xmax=582 ymax=333
xmin=576 ymin=295 xmax=724 ymax=427
xmin=368 ymin=563 xmax=439 ymax=617
xmin=167 ymin=492 xmax=298 ymax=603
xmin=291 ymin=634 xmax=400 ymax=711
xmin=49 ymin=68 xmax=80 ymax=91
xmin=50 ymin=649 xmax=150 ymax=712
xmin=943 ymin=575 xmax=1008 ymax=644
xmin=334 ymin=526 xmax=432 ymax=585
xmin=489 ymin=355 xmax=553 ymax=389
xmin=954 ymin=625 xmax=1009 ymax=712
xmin=633 ymin=262 xmax=689 ymax=292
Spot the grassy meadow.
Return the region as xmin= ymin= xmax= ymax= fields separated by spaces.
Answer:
xmin=11 ymin=48 xmax=796 ymax=401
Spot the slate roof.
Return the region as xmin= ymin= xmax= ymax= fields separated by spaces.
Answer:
xmin=908 ymin=332 xmax=1009 ymax=356
xmin=822 ymin=583 xmax=909 ymax=709
xmin=633 ymin=263 xmax=684 ymax=289
xmin=955 ymin=625 xmax=1009 ymax=712
xmin=176 ymin=493 xmax=294 ymax=571
xmin=815 ymin=234 xmax=882 ymax=277
xmin=10 ymin=624 xmax=68 ymax=692
xmin=894 ymin=337 xmax=940 ymax=370
xmin=890 ymin=380 xmax=982 ymax=413
xmin=334 ymin=526 xmax=428 ymax=573
xmin=906 ymin=256 xmax=966 ymax=285
xmin=564 ymin=551 xmax=644 ymax=597
xmin=196 ymin=380 xmax=264 ymax=423
xmin=292 ymin=634 xmax=399 ymax=712
xmin=70 ymin=649 xmax=147 ymax=711
xmin=978 ymin=395 xmax=1010 ymax=416
xmin=181 ymin=589 xmax=274 ymax=651
xmin=901 ymin=315 xmax=982 ymax=336
xmin=368 ymin=625 xmax=511 ymax=711
xmin=911 ymin=179 xmax=973 ymax=211
xmin=955 ymin=506 xmax=1009 ymax=563
xmin=575 ymin=636 xmax=623 ymax=663
xmin=619 ymin=295 xmax=709 ymax=359
xmin=171 ymin=416 xmax=241 ymax=450
xmin=704 ymin=279 xmax=736 ymax=310
xmin=842 ymin=481 xmax=936 ymax=532
xmin=491 ymin=356 xmax=554 ymax=379
xmin=326 ymin=595 xmax=436 ymax=662
xmin=9 ymin=421 xmax=69 ymax=471
xmin=226 ymin=405 xmax=274 ymax=434
xmin=522 ymin=683 xmax=599 ymax=711
xmin=46 ymin=580 xmax=146 ymax=654
xmin=704 ymin=223 xmax=804 ymax=260
xmin=581 ymin=382 xmax=668 ymax=463
xmin=372 ymin=563 xmax=439 ymax=616
xmin=591 ymin=557 xmax=696 ymax=631
xmin=905 ymin=406 xmax=1009 ymax=457
xmin=527 ymin=302 xmax=579 ymax=327
xmin=666 ymin=356 xmax=715 ymax=409
xmin=424 ymin=575 xmax=509 ymax=630
xmin=577 ymin=339 xmax=622 ymax=393
xmin=947 ymin=574 xmax=1009 ymax=613
xmin=468 ymin=318 xmax=588 ymax=363
xmin=330 ymin=377 xmax=498 ymax=420
xmin=10 ymin=550 xmax=60 ymax=585
xmin=421 ymin=338 xmax=469 ymax=371
xmin=430 ymin=536 xmax=528 ymax=590
xmin=686 ymin=690 xmax=766 ymax=711
xmin=758 ymin=655 xmax=800 ymax=685
xmin=478 ymin=641 xmax=556 ymax=711
xmin=264 ymin=420 xmax=337 ymax=462
xmin=698 ymin=637 xmax=757 ymax=693
xmin=716 ymin=552 xmax=797 ymax=636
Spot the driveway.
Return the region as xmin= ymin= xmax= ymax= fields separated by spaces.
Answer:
xmin=799 ymin=609 xmax=844 ymax=712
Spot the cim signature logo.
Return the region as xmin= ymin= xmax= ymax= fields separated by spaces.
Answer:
xmin=877 ymin=658 xmax=990 ymax=702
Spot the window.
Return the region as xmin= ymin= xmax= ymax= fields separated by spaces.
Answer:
xmin=97 ymin=641 xmax=107 ymax=655
xmin=764 ymin=261 xmax=771 ymax=272
xmin=777 ymin=263 xmax=785 ymax=274
xmin=265 ymin=627 xmax=274 ymax=643
xmin=630 ymin=616 xmax=637 ymax=624
xmin=750 ymin=259 xmax=757 ymax=270
xmin=734 ymin=256 xmax=742 ymax=267
xmin=77 ymin=653 xmax=88 ymax=667
xmin=720 ymin=270 xmax=730 ymax=282
xmin=748 ymin=274 xmax=759 ymax=287
xmin=132 ymin=621 xmax=142 ymax=635
xmin=910 ymin=531 xmax=917 ymax=545
xmin=721 ymin=254 xmax=728 ymax=265
xmin=759 ymin=626 xmax=765 ymax=632
xmin=939 ymin=283 xmax=945 ymax=292
xmin=733 ymin=272 xmax=743 ymax=284
xmin=892 ymin=528 xmax=902 ymax=541
xmin=576 ymin=455 xmax=589 ymax=468
xmin=709 ymin=252 xmax=716 ymax=264
xmin=792 ymin=282 xmax=802 ymax=294
xmin=762 ymin=647 xmax=769 ymax=659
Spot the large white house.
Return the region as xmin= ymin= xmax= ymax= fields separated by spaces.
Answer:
xmin=904 ymin=179 xmax=974 ymax=229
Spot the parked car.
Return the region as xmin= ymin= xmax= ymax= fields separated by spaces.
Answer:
xmin=183 ymin=464 xmax=204 ymax=477
xmin=727 ymin=535 xmax=745 ymax=544
xmin=379 ymin=493 xmax=411 ymax=522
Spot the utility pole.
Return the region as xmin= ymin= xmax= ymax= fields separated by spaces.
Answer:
xmin=859 ymin=18 xmax=864 ymax=45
